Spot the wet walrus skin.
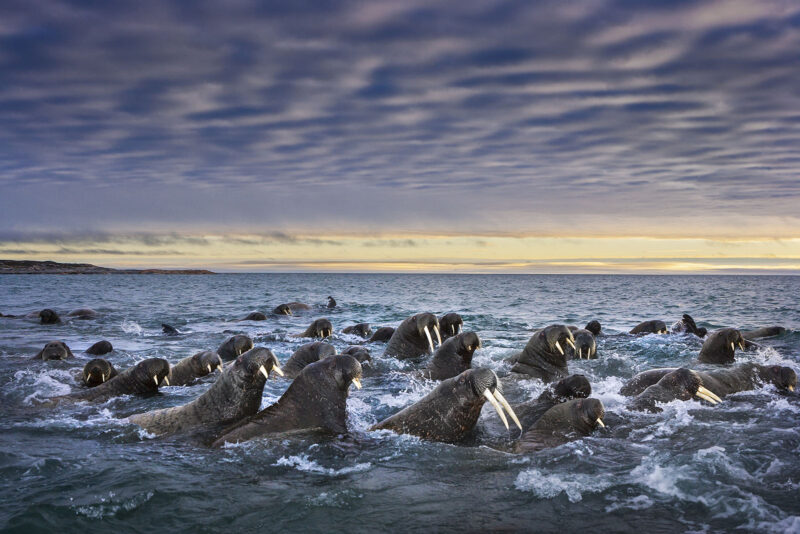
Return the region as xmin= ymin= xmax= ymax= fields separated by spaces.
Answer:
xmin=620 ymin=364 xmax=797 ymax=397
xmin=211 ymin=355 xmax=363 ymax=446
xmin=283 ymin=342 xmax=337 ymax=378
xmin=56 ymin=358 xmax=170 ymax=403
xmin=510 ymin=325 xmax=576 ymax=382
xmin=130 ymin=348 xmax=282 ymax=436
xmin=629 ymin=320 xmax=668 ymax=335
xmin=32 ymin=341 xmax=74 ymax=361
xmin=698 ymin=328 xmax=746 ymax=364
xmin=85 ymin=340 xmax=113 ymax=356
xmin=513 ymin=375 xmax=592 ymax=434
xmin=368 ymin=326 xmax=395 ymax=343
xmin=741 ymin=326 xmax=786 ymax=340
xmin=422 ymin=332 xmax=481 ymax=381
xmin=371 ymin=368 xmax=520 ymax=443
xmin=294 ymin=318 xmax=333 ymax=339
xmin=565 ymin=328 xmax=597 ymax=360
xmin=341 ymin=323 xmax=372 ymax=338
xmin=438 ymin=313 xmax=463 ymax=340
xmin=217 ymin=335 xmax=254 ymax=361
xmin=161 ymin=350 xmax=223 ymax=387
xmin=514 ymin=398 xmax=605 ymax=453
xmin=68 ymin=308 xmax=98 ymax=319
xmin=239 ymin=312 xmax=267 ymax=321
xmin=82 ymin=358 xmax=118 ymax=387
xmin=384 ymin=313 xmax=442 ymax=360
xmin=626 ymin=368 xmax=722 ymax=412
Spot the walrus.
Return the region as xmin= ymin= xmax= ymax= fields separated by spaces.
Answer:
xmin=55 ymin=358 xmax=170 ymax=403
xmin=293 ymin=318 xmax=333 ymax=339
xmin=566 ymin=329 xmax=596 ymax=360
xmin=217 ymin=334 xmax=254 ymax=361
xmin=510 ymin=325 xmax=576 ymax=382
xmin=239 ymin=312 xmax=267 ymax=321
xmin=438 ymin=313 xmax=463 ymax=340
xmin=82 ymin=359 xmax=118 ymax=387
xmin=670 ymin=314 xmax=707 ymax=337
xmin=162 ymin=323 xmax=181 ymax=336
xmin=37 ymin=309 xmax=61 ymax=325
xmin=422 ymin=331 xmax=481 ymax=381
xmin=514 ymin=398 xmax=605 ymax=453
xmin=272 ymin=304 xmax=293 ymax=316
xmin=342 ymin=323 xmax=372 ymax=338
xmin=341 ymin=346 xmax=372 ymax=365
xmin=698 ymin=328 xmax=746 ymax=364
xmin=129 ymin=348 xmax=283 ymax=436
xmin=211 ymin=354 xmax=363 ymax=446
xmin=630 ymin=320 xmax=668 ymax=335
xmin=67 ymin=308 xmax=97 ymax=319
xmin=513 ymin=374 xmax=592 ymax=434
xmin=285 ymin=302 xmax=312 ymax=313
xmin=32 ymin=341 xmax=74 ymax=361
xmin=327 ymin=296 xmax=336 ymax=308
xmin=85 ymin=340 xmax=113 ymax=356
xmin=162 ymin=351 xmax=224 ymax=387
xmin=741 ymin=326 xmax=786 ymax=340
xmin=620 ymin=364 xmax=796 ymax=397
xmin=283 ymin=342 xmax=337 ymax=378
xmin=384 ymin=313 xmax=441 ymax=360
xmin=371 ymin=368 xmax=521 ymax=442
xmin=368 ymin=326 xmax=395 ymax=343
xmin=626 ymin=368 xmax=722 ymax=412
xmin=584 ymin=320 xmax=602 ymax=336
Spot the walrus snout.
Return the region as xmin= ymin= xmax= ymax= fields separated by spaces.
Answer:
xmin=414 ymin=313 xmax=441 ymax=352
xmin=665 ymin=368 xmax=721 ymax=405
xmin=771 ymin=366 xmax=797 ymax=392
xmin=553 ymin=374 xmax=592 ymax=400
xmin=543 ymin=325 xmax=575 ymax=356
xmin=237 ymin=347 xmax=283 ymax=380
xmin=468 ymin=368 xmax=522 ymax=431
xmin=578 ymin=398 xmax=606 ymax=429
xmin=439 ymin=312 xmax=463 ymax=338
xmin=83 ymin=358 xmax=117 ymax=387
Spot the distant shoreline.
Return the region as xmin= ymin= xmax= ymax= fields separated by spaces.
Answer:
xmin=0 ymin=260 xmax=214 ymax=275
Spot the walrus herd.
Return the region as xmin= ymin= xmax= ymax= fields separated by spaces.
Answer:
xmin=10 ymin=304 xmax=797 ymax=453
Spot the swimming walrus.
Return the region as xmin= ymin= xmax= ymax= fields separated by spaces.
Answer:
xmin=211 ymin=354 xmax=363 ymax=446
xmin=55 ymin=358 xmax=170 ymax=403
xmin=565 ymin=328 xmax=597 ymax=360
xmin=85 ymin=340 xmax=113 ymax=356
xmin=217 ymin=334 xmax=254 ymax=361
xmin=514 ymin=398 xmax=606 ymax=453
xmin=438 ymin=313 xmax=463 ymax=340
xmin=129 ymin=348 xmax=283 ymax=436
xmin=283 ymin=302 xmax=312 ymax=313
xmin=342 ymin=323 xmax=372 ymax=338
xmin=368 ymin=326 xmax=395 ymax=343
xmin=162 ymin=323 xmax=181 ymax=336
xmin=510 ymin=325 xmax=576 ymax=382
xmin=283 ymin=342 xmax=336 ymax=378
xmin=620 ymin=363 xmax=796 ymax=397
xmin=161 ymin=350 xmax=224 ymax=387
xmin=32 ymin=341 xmax=74 ymax=361
xmin=630 ymin=320 xmax=668 ymax=335
xmin=626 ymin=368 xmax=722 ymax=412
xmin=384 ymin=313 xmax=441 ymax=360
xmin=741 ymin=326 xmax=786 ymax=340
xmin=272 ymin=304 xmax=293 ymax=316
xmin=36 ymin=309 xmax=61 ymax=325
xmin=294 ymin=318 xmax=333 ymax=339
xmin=341 ymin=346 xmax=372 ymax=366
xmin=82 ymin=358 xmax=118 ymax=387
xmin=422 ymin=331 xmax=481 ymax=381
xmin=670 ymin=314 xmax=707 ymax=337
xmin=239 ymin=312 xmax=267 ymax=321
xmin=371 ymin=368 xmax=521 ymax=442
xmin=327 ymin=296 xmax=336 ymax=308
xmin=697 ymin=328 xmax=746 ymax=364
xmin=67 ymin=308 xmax=98 ymax=319
xmin=513 ymin=374 xmax=592 ymax=434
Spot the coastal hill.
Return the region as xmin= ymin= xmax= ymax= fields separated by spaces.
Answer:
xmin=0 ymin=260 xmax=214 ymax=275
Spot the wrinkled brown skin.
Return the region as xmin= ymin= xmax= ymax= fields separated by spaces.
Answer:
xmin=438 ymin=313 xmax=463 ymax=340
xmin=55 ymin=358 xmax=170 ymax=403
xmin=162 ymin=351 xmax=223 ymax=386
xmin=82 ymin=359 xmax=118 ymax=387
xmin=741 ymin=326 xmax=786 ymax=340
xmin=698 ymin=328 xmax=746 ymax=364
xmin=565 ymin=329 xmax=597 ymax=360
xmin=371 ymin=368 xmax=499 ymax=443
xmin=630 ymin=320 xmax=668 ymax=335
xmin=514 ymin=398 xmax=605 ymax=453
xmin=32 ymin=341 xmax=74 ymax=361
xmin=422 ymin=332 xmax=480 ymax=381
xmin=68 ymin=308 xmax=97 ymax=319
xmin=620 ymin=364 xmax=797 ymax=397
xmin=239 ymin=312 xmax=267 ymax=321
xmin=283 ymin=342 xmax=336 ymax=378
xmin=212 ymin=355 xmax=362 ymax=446
xmin=294 ymin=318 xmax=333 ymax=339
xmin=384 ymin=313 xmax=440 ymax=360
xmin=217 ymin=335 xmax=254 ymax=361
xmin=342 ymin=323 xmax=372 ymax=338
xmin=513 ymin=374 xmax=592 ymax=434
xmin=626 ymin=368 xmax=705 ymax=412
xmin=85 ymin=340 xmax=113 ymax=356
xmin=510 ymin=325 xmax=574 ymax=382
xmin=130 ymin=348 xmax=279 ymax=436
xmin=368 ymin=327 xmax=395 ymax=343
xmin=341 ymin=346 xmax=371 ymax=365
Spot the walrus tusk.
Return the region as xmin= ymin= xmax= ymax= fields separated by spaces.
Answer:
xmin=493 ymin=390 xmax=522 ymax=430
xmin=351 ymin=377 xmax=362 ymax=389
xmin=423 ymin=326 xmax=434 ymax=353
xmin=207 ymin=364 xmax=212 ymax=373
xmin=695 ymin=391 xmax=718 ymax=404
xmin=596 ymin=418 xmax=605 ymax=428
xmin=259 ymin=365 xmax=270 ymax=379
xmin=483 ymin=389 xmax=509 ymax=429
xmin=153 ymin=376 xmax=159 ymax=385
xmin=272 ymin=364 xmax=284 ymax=377
xmin=789 ymin=385 xmax=794 ymax=391
xmin=566 ymin=338 xmax=576 ymax=351
xmin=738 ymin=341 xmax=745 ymax=350
xmin=161 ymin=376 xmax=169 ymax=386
xmin=216 ymin=364 xmax=223 ymax=372
xmin=578 ymin=347 xmax=583 ymax=359
xmin=458 ymin=324 xmax=462 ymax=334
xmin=730 ymin=342 xmax=735 ymax=352
xmin=554 ymin=341 xmax=564 ymax=355
xmin=451 ymin=325 xmax=455 ymax=335
xmin=433 ymin=326 xmax=442 ymax=346
xmin=697 ymin=385 xmax=722 ymax=403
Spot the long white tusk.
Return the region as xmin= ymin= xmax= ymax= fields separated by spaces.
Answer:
xmin=207 ymin=364 xmax=212 ymax=373
xmin=102 ymin=372 xmax=107 ymax=383
xmin=457 ymin=324 xmax=462 ymax=334
xmin=566 ymin=338 xmax=576 ymax=350
xmin=153 ymin=375 xmax=159 ymax=385
xmin=423 ymin=326 xmax=434 ymax=353
xmin=695 ymin=391 xmax=719 ymax=404
xmin=259 ymin=365 xmax=270 ymax=379
xmin=272 ymin=364 xmax=284 ymax=377
xmin=216 ymin=364 xmax=223 ymax=372
xmin=351 ymin=377 xmax=362 ymax=389
xmin=789 ymin=385 xmax=795 ymax=391
xmin=493 ymin=390 xmax=522 ymax=430
xmin=434 ymin=326 xmax=442 ymax=346
xmin=730 ymin=342 xmax=735 ymax=352
xmin=596 ymin=418 xmax=605 ymax=428
xmin=738 ymin=341 xmax=745 ymax=351
xmin=554 ymin=341 xmax=564 ymax=355
xmin=483 ymin=389 xmax=509 ymax=429
xmin=451 ymin=325 xmax=455 ymax=335
xmin=578 ymin=347 xmax=583 ymax=359
xmin=697 ymin=385 xmax=722 ymax=403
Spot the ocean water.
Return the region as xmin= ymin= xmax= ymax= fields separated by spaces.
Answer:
xmin=0 ymin=274 xmax=798 ymax=533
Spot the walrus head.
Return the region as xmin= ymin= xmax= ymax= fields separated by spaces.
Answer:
xmin=304 ymin=318 xmax=333 ymax=338
xmin=571 ymin=329 xmax=597 ymax=359
xmin=85 ymin=340 xmax=113 ymax=356
xmin=439 ymin=312 xmax=464 ymax=338
xmin=341 ymin=346 xmax=372 ymax=365
xmin=629 ymin=368 xmax=722 ymax=412
xmin=34 ymin=341 xmax=74 ymax=361
xmin=39 ymin=309 xmax=61 ymax=325
xmin=412 ymin=313 xmax=442 ymax=353
xmin=763 ymin=365 xmax=797 ymax=392
xmin=630 ymin=320 xmax=668 ymax=335
xmin=342 ymin=323 xmax=372 ymax=338
xmin=131 ymin=358 xmax=171 ymax=389
xmin=540 ymin=325 xmax=576 ymax=357
xmin=369 ymin=326 xmax=395 ymax=343
xmin=552 ymin=374 xmax=592 ymax=400
xmin=192 ymin=350 xmax=225 ymax=376
xmin=698 ymin=328 xmax=745 ymax=364
xmin=242 ymin=312 xmax=267 ymax=321
xmin=83 ymin=358 xmax=117 ymax=387
xmin=273 ymin=304 xmax=292 ymax=316
xmin=217 ymin=334 xmax=254 ymax=361
xmin=571 ymin=398 xmax=606 ymax=433
xmin=452 ymin=331 xmax=481 ymax=365
xmin=235 ymin=347 xmax=284 ymax=381
xmin=585 ymin=320 xmax=602 ymax=336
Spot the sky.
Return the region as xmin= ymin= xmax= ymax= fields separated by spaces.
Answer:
xmin=1 ymin=0 xmax=799 ymax=273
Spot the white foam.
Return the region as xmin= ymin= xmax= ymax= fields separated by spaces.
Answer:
xmin=73 ymin=491 xmax=154 ymax=519
xmin=120 ymin=320 xmax=143 ymax=336
xmin=273 ymin=454 xmax=371 ymax=476
xmin=514 ymin=468 xmax=612 ymax=502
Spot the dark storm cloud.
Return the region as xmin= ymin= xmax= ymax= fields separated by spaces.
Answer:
xmin=1 ymin=0 xmax=799 ymax=233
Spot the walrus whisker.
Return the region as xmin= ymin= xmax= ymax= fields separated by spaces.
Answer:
xmin=493 ymin=390 xmax=522 ymax=430
xmin=423 ymin=326 xmax=434 ymax=353
xmin=554 ymin=341 xmax=564 ymax=355
xmin=697 ymin=386 xmax=722 ymax=403
xmin=433 ymin=326 xmax=442 ymax=346
xmin=259 ymin=365 xmax=270 ymax=380
xmin=351 ymin=377 xmax=362 ymax=389
xmin=566 ymin=338 xmax=576 ymax=351
xmin=596 ymin=418 xmax=605 ymax=428
xmin=483 ymin=389 xmax=509 ymax=429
